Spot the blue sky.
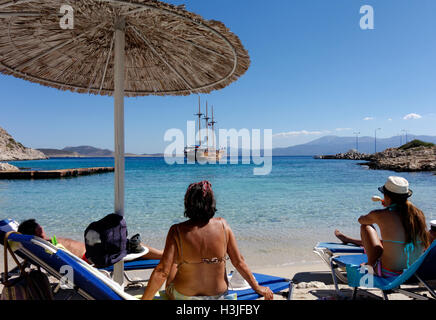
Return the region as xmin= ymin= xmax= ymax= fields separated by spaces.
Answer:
xmin=1 ymin=0 xmax=436 ymax=153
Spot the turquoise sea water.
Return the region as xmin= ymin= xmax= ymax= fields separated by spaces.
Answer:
xmin=1 ymin=157 xmax=435 ymax=267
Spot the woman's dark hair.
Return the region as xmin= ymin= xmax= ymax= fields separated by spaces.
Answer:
xmin=184 ymin=181 xmax=217 ymax=222
xmin=386 ymin=191 xmax=430 ymax=248
xmin=18 ymin=219 xmax=39 ymax=235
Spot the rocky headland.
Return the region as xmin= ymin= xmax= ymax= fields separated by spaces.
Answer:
xmin=0 ymin=127 xmax=47 ymax=168
xmin=360 ymin=144 xmax=436 ymax=172
xmin=315 ymin=140 xmax=436 ymax=172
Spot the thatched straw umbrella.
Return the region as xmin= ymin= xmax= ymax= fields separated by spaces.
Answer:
xmin=0 ymin=0 xmax=250 ymax=286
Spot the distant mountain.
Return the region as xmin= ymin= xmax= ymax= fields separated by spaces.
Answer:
xmin=62 ymin=146 xmax=114 ymax=157
xmin=141 ymin=153 xmax=164 ymax=157
xmin=273 ymin=135 xmax=436 ymax=156
xmin=36 ymin=146 xmax=113 ymax=157
xmin=37 ymin=148 xmax=81 ymax=157
xmin=38 ymin=145 xmax=162 ymax=158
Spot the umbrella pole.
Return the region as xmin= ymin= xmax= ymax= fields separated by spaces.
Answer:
xmin=113 ymin=16 xmax=125 ymax=287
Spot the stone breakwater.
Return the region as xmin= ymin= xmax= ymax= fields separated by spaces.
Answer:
xmin=314 ymin=150 xmax=371 ymax=160
xmin=0 ymin=167 xmax=115 ymax=179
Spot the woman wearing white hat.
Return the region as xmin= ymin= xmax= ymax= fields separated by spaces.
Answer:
xmin=334 ymin=176 xmax=430 ymax=278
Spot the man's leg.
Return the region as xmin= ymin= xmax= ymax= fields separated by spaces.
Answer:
xmin=56 ymin=237 xmax=87 ymax=258
xmin=141 ymin=246 xmax=163 ymax=260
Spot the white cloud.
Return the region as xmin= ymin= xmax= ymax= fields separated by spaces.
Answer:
xmin=388 ymin=118 xmax=393 ymax=121
xmin=403 ymin=113 xmax=422 ymax=120
xmin=363 ymin=117 xmax=374 ymax=121
xmin=273 ymin=130 xmax=330 ymax=138
xmin=335 ymin=128 xmax=352 ymax=132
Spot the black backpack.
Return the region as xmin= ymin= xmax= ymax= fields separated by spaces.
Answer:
xmin=84 ymin=214 xmax=128 ymax=268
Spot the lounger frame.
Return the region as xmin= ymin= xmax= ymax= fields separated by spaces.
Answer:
xmin=313 ymin=242 xmax=365 ymax=284
xmin=330 ymin=253 xmax=436 ymax=300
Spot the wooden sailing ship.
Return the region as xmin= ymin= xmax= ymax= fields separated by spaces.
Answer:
xmin=184 ymin=97 xmax=225 ymax=162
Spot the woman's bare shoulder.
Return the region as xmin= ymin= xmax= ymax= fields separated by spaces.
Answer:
xmin=370 ymin=208 xmax=399 ymax=224
xmin=214 ymin=217 xmax=230 ymax=226
xmin=173 ymin=220 xmax=195 ymax=229
xmin=167 ymin=223 xmax=184 ymax=237
xmin=370 ymin=208 xmax=389 ymax=215
xmin=214 ymin=218 xmax=234 ymax=235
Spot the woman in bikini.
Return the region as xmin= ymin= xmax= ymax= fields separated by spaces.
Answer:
xmin=334 ymin=176 xmax=430 ymax=277
xmin=141 ymin=181 xmax=273 ymax=300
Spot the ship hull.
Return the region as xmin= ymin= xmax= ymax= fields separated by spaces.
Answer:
xmin=184 ymin=147 xmax=224 ymax=162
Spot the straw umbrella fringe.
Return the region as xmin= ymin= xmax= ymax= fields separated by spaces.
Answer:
xmin=0 ymin=0 xmax=250 ymax=96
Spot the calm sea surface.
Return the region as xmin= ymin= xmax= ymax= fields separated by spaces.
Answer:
xmin=1 ymin=157 xmax=435 ymax=267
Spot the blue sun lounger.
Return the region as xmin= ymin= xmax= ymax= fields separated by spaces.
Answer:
xmin=102 ymin=262 xmax=292 ymax=300
xmin=1 ymin=219 xmax=292 ymax=300
xmin=330 ymin=241 xmax=436 ymax=300
xmin=229 ymin=273 xmax=293 ymax=300
xmin=98 ymin=254 xmax=292 ymax=299
xmin=99 ymin=258 xmax=160 ymax=285
xmin=0 ymin=219 xmax=159 ymax=285
xmin=314 ymin=242 xmax=365 ymax=255
xmin=0 ymin=229 xmax=134 ymax=299
xmin=101 ymin=259 xmax=160 ymax=272
xmin=313 ymin=242 xmax=365 ymax=283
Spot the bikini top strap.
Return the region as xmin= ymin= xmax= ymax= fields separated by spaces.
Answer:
xmin=221 ymin=219 xmax=228 ymax=254
xmin=387 ymin=203 xmax=397 ymax=211
xmin=382 ymin=239 xmax=405 ymax=244
xmin=175 ymin=225 xmax=185 ymax=266
xmin=221 ymin=220 xmax=231 ymax=287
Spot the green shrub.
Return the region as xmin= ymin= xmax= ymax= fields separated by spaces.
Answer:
xmin=399 ymin=139 xmax=435 ymax=150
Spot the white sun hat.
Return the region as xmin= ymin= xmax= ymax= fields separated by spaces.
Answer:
xmin=378 ymin=176 xmax=413 ymax=198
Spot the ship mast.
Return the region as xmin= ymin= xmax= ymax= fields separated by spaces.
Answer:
xmin=209 ymin=106 xmax=217 ymax=149
xmin=203 ymin=101 xmax=210 ymax=148
xmin=194 ymin=96 xmax=203 ymax=146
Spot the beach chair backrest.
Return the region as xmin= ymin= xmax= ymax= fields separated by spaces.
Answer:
xmin=0 ymin=222 xmax=135 ymax=300
xmin=0 ymin=219 xmax=19 ymax=242
xmin=417 ymin=240 xmax=436 ymax=280
xmin=383 ymin=240 xmax=436 ymax=289
xmin=345 ymin=240 xmax=436 ymax=291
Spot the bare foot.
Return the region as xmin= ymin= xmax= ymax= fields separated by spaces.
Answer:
xmin=334 ymin=230 xmax=363 ymax=246
xmin=334 ymin=229 xmax=349 ymax=244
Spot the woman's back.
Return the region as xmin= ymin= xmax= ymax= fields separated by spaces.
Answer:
xmin=378 ymin=209 xmax=426 ymax=271
xmin=172 ymin=218 xmax=229 ymax=296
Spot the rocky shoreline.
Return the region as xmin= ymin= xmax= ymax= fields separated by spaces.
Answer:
xmin=0 ymin=127 xmax=47 ymax=162
xmin=315 ymin=144 xmax=436 ymax=173
xmin=360 ymin=146 xmax=436 ymax=172
xmin=314 ymin=150 xmax=371 ymax=160
xmin=0 ymin=162 xmax=20 ymax=171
